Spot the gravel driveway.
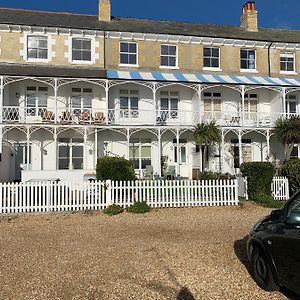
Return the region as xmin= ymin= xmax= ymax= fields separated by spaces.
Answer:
xmin=0 ymin=203 xmax=291 ymax=300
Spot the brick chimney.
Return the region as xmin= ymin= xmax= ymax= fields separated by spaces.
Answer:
xmin=240 ymin=1 xmax=258 ymax=32
xmin=98 ymin=0 xmax=111 ymax=21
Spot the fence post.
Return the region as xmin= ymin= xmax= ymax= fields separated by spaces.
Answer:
xmin=46 ymin=182 xmax=51 ymax=212
xmin=235 ymin=179 xmax=239 ymax=205
xmin=105 ymin=180 xmax=112 ymax=207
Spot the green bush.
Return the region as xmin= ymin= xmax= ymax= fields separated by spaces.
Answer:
xmin=282 ymin=159 xmax=300 ymax=196
xmin=240 ymin=162 xmax=275 ymax=200
xmin=103 ymin=204 xmax=124 ymax=216
xmin=198 ymin=171 xmax=235 ymax=180
xmin=252 ymin=193 xmax=284 ymax=209
xmin=96 ymin=156 xmax=136 ymax=181
xmin=126 ymin=201 xmax=151 ymax=214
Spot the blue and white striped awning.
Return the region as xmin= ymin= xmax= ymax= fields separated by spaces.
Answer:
xmin=107 ymin=70 xmax=300 ymax=87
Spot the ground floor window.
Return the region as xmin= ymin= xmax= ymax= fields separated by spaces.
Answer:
xmin=58 ymin=138 xmax=84 ymax=170
xmin=291 ymin=145 xmax=300 ymax=159
xmin=231 ymin=139 xmax=252 ymax=168
xmin=129 ymin=139 xmax=151 ymax=170
xmin=173 ymin=139 xmax=187 ymax=164
xmin=16 ymin=143 xmax=32 ymax=170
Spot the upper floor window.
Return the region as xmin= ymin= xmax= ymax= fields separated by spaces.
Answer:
xmin=120 ymin=89 xmax=139 ymax=118
xmin=26 ymin=86 xmax=48 ymax=116
xmin=160 ymin=91 xmax=179 ymax=119
xmin=72 ymin=38 xmax=92 ymax=62
xmin=203 ymin=92 xmax=221 ymax=113
xmin=286 ymin=94 xmax=297 ymax=115
xmin=280 ymin=52 xmax=295 ymax=73
xmin=27 ymin=36 xmax=48 ymax=60
xmin=71 ymin=88 xmax=93 ymax=110
xmin=203 ymin=47 xmax=220 ymax=69
xmin=120 ymin=42 xmax=138 ymax=65
xmin=244 ymin=93 xmax=258 ymax=114
xmin=160 ymin=45 xmax=177 ymax=68
xmin=240 ymin=49 xmax=256 ymax=70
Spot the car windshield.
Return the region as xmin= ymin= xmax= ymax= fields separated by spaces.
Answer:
xmin=286 ymin=192 xmax=300 ymax=223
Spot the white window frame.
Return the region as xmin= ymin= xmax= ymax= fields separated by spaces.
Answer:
xmin=26 ymin=85 xmax=48 ymax=117
xmin=119 ymin=89 xmax=139 ymax=118
xmin=203 ymin=92 xmax=222 ymax=113
xmin=68 ymin=36 xmax=96 ymax=65
xmin=240 ymin=49 xmax=257 ymax=72
xmin=129 ymin=138 xmax=152 ymax=172
xmin=159 ymin=91 xmax=179 ymax=119
xmin=286 ymin=94 xmax=298 ymax=115
xmin=23 ymin=33 xmax=53 ymax=63
xmin=70 ymin=87 xmax=93 ymax=110
xmin=71 ymin=38 xmax=93 ymax=63
xmin=203 ymin=47 xmax=221 ymax=71
xmin=280 ymin=52 xmax=296 ymax=74
xmin=119 ymin=42 xmax=139 ymax=67
xmin=160 ymin=44 xmax=178 ymax=69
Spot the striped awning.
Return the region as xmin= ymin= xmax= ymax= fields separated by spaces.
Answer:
xmin=107 ymin=70 xmax=300 ymax=87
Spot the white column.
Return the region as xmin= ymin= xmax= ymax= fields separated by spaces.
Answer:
xmin=0 ymin=126 xmax=3 ymax=156
xmin=105 ymin=80 xmax=109 ymax=125
xmin=83 ymin=128 xmax=87 ymax=169
xmin=241 ymin=85 xmax=245 ymax=126
xmin=220 ymin=129 xmax=225 ymax=173
xmin=94 ymin=129 xmax=98 ymax=168
xmin=238 ymin=130 xmax=243 ymax=168
xmin=126 ymin=128 xmax=130 ymax=160
xmin=266 ymin=129 xmax=270 ymax=160
xmin=176 ymin=129 xmax=180 ymax=176
xmin=153 ymin=83 xmax=157 ymax=124
xmin=282 ymin=87 xmax=286 ymax=115
xmin=54 ymin=78 xmax=58 ymax=123
xmin=0 ymin=76 xmax=3 ymax=124
xmin=158 ymin=129 xmax=162 ymax=177
xmin=54 ymin=127 xmax=58 ymax=170
xmin=26 ymin=127 xmax=30 ymax=171
xmin=198 ymin=84 xmax=202 ymax=123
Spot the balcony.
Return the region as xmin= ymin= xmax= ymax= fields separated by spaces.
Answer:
xmin=2 ymin=106 xmax=297 ymax=128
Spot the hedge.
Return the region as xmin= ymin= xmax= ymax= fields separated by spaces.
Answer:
xmin=240 ymin=162 xmax=275 ymax=201
xmin=96 ymin=156 xmax=136 ymax=181
xmin=282 ymin=159 xmax=300 ymax=196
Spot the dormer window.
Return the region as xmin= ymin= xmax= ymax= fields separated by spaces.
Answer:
xmin=280 ymin=52 xmax=296 ymax=73
xmin=27 ymin=35 xmax=48 ymax=60
xmin=160 ymin=44 xmax=177 ymax=68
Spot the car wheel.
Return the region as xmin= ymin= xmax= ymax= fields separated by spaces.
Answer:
xmin=252 ymin=247 xmax=278 ymax=291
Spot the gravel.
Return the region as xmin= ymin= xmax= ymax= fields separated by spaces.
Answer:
xmin=0 ymin=203 xmax=289 ymax=300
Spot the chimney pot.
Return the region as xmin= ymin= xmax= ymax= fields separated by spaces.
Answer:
xmin=240 ymin=1 xmax=258 ymax=32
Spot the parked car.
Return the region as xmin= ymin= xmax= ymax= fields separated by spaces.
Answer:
xmin=247 ymin=191 xmax=300 ymax=295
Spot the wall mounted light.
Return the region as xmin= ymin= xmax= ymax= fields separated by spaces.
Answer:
xmin=43 ymin=149 xmax=48 ymax=155
xmin=15 ymin=92 xmax=20 ymax=99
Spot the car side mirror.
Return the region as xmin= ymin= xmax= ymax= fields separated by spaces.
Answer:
xmin=270 ymin=210 xmax=284 ymax=223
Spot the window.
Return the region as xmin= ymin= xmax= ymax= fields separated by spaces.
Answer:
xmin=160 ymin=44 xmax=177 ymax=67
xmin=241 ymin=49 xmax=256 ymax=70
xmin=203 ymin=47 xmax=220 ymax=69
xmin=129 ymin=139 xmax=152 ymax=170
xmin=203 ymin=92 xmax=221 ymax=119
xmin=286 ymin=94 xmax=297 ymax=115
xmin=174 ymin=139 xmax=187 ymax=164
xmin=16 ymin=143 xmax=32 ymax=170
xmin=120 ymin=42 xmax=137 ymax=65
xmin=160 ymin=91 xmax=179 ymax=119
xmin=58 ymin=138 xmax=84 ymax=170
xmin=286 ymin=193 xmax=300 ymax=223
xmin=291 ymin=145 xmax=299 ymax=159
xmin=71 ymin=88 xmax=93 ymax=111
xmin=244 ymin=93 xmax=258 ymax=119
xmin=280 ymin=52 xmax=295 ymax=73
xmin=26 ymin=86 xmax=48 ymax=116
xmin=120 ymin=90 xmax=139 ymax=118
xmin=27 ymin=35 xmax=48 ymax=60
xmin=72 ymin=38 xmax=92 ymax=62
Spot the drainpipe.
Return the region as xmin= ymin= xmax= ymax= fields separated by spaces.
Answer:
xmin=268 ymin=42 xmax=274 ymax=77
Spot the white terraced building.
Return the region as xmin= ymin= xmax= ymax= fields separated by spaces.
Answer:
xmin=0 ymin=0 xmax=299 ymax=182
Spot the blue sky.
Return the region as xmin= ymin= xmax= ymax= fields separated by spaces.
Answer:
xmin=0 ymin=0 xmax=298 ymax=30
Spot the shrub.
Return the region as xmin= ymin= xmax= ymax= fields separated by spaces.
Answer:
xmin=282 ymin=159 xmax=300 ymax=196
xmin=253 ymin=193 xmax=283 ymax=209
xmin=96 ymin=156 xmax=136 ymax=181
xmin=240 ymin=162 xmax=275 ymax=200
xmin=198 ymin=171 xmax=235 ymax=180
xmin=103 ymin=204 xmax=124 ymax=216
xmin=126 ymin=201 xmax=151 ymax=214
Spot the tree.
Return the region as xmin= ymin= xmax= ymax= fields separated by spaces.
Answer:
xmin=194 ymin=121 xmax=221 ymax=172
xmin=272 ymin=116 xmax=300 ymax=161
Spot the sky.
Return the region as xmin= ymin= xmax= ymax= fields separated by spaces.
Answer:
xmin=0 ymin=0 xmax=298 ymax=30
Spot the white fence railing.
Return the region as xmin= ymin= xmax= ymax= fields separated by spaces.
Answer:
xmin=272 ymin=176 xmax=290 ymax=201
xmin=0 ymin=179 xmax=239 ymax=215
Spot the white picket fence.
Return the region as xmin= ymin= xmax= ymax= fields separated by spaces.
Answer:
xmin=0 ymin=179 xmax=239 ymax=215
xmin=272 ymin=176 xmax=290 ymax=201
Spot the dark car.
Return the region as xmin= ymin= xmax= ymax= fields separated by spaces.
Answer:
xmin=247 ymin=191 xmax=300 ymax=295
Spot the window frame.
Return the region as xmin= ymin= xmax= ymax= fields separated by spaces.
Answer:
xmin=119 ymin=42 xmax=139 ymax=67
xmin=280 ymin=52 xmax=296 ymax=74
xmin=26 ymin=34 xmax=49 ymax=62
xmin=71 ymin=37 xmax=92 ymax=63
xmin=203 ymin=47 xmax=221 ymax=71
xmin=70 ymin=87 xmax=93 ymax=110
xmin=240 ymin=49 xmax=257 ymax=72
xmin=119 ymin=89 xmax=139 ymax=118
xmin=160 ymin=44 xmax=178 ymax=69
xmin=68 ymin=36 xmax=95 ymax=64
xmin=26 ymin=85 xmax=48 ymax=117
xmin=159 ymin=90 xmax=179 ymax=119
xmin=129 ymin=138 xmax=152 ymax=172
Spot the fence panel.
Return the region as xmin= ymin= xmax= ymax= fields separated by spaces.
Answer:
xmin=0 ymin=179 xmax=239 ymax=215
xmin=272 ymin=177 xmax=290 ymax=201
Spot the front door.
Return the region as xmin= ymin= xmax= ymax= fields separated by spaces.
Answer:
xmin=174 ymin=144 xmax=188 ymax=178
xmin=15 ymin=143 xmax=32 ymax=180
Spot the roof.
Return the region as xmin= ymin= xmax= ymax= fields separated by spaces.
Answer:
xmin=0 ymin=8 xmax=300 ymax=43
xmin=0 ymin=63 xmax=107 ymax=78
xmin=108 ymin=69 xmax=300 ymax=87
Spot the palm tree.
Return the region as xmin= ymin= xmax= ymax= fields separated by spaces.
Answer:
xmin=194 ymin=121 xmax=221 ymax=172
xmin=272 ymin=116 xmax=300 ymax=160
